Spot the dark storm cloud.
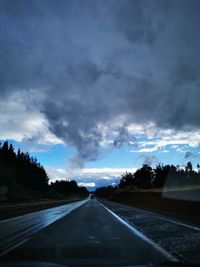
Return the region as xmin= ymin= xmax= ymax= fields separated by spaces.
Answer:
xmin=112 ymin=0 xmax=173 ymax=45
xmin=1 ymin=0 xmax=200 ymax=162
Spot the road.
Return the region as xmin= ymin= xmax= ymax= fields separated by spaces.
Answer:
xmin=0 ymin=199 xmax=177 ymax=266
xmin=0 ymin=199 xmax=88 ymax=257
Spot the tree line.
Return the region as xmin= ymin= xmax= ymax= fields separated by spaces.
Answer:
xmin=50 ymin=180 xmax=88 ymax=197
xmin=95 ymin=162 xmax=200 ymax=198
xmin=119 ymin=162 xmax=200 ymax=189
xmin=0 ymin=141 xmax=88 ymax=201
xmin=0 ymin=141 xmax=49 ymax=191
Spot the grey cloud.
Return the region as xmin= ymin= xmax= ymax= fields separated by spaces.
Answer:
xmin=112 ymin=0 xmax=173 ymax=45
xmin=42 ymin=93 xmax=104 ymax=162
xmin=185 ymin=152 xmax=193 ymax=159
xmin=184 ymin=151 xmax=200 ymax=160
xmin=171 ymin=62 xmax=199 ymax=86
xmin=139 ymin=154 xmax=158 ymax=166
xmin=0 ymin=0 xmax=200 ymax=162
xmin=113 ymin=126 xmax=137 ymax=147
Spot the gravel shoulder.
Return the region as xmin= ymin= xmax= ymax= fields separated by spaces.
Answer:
xmin=100 ymin=199 xmax=200 ymax=264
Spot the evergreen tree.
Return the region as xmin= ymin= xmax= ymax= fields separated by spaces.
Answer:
xmin=0 ymin=141 xmax=49 ymax=191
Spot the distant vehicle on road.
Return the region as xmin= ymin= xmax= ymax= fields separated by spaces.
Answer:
xmin=89 ymin=193 xmax=95 ymax=199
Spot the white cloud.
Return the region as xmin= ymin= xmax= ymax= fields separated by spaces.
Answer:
xmin=79 ymin=167 xmax=137 ymax=175
xmin=0 ymin=91 xmax=63 ymax=146
xmin=93 ymin=120 xmax=200 ymax=157
xmin=1 ymin=91 xmax=199 ymax=160
xmin=78 ymin=182 xmax=96 ymax=188
xmin=46 ymin=166 xmax=137 ymax=189
xmin=176 ymin=147 xmax=186 ymax=153
xmin=46 ymin=167 xmax=137 ymax=180
xmin=162 ymin=150 xmax=169 ymax=153
xmin=128 ymin=122 xmax=200 ymax=153
xmin=130 ymin=147 xmax=159 ymax=153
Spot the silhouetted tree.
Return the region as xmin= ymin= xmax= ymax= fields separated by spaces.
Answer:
xmin=197 ymin=164 xmax=200 ymax=173
xmin=153 ymin=164 xmax=177 ymax=187
xmin=50 ymin=179 xmax=88 ymax=197
xmin=119 ymin=172 xmax=135 ymax=188
xmin=134 ymin=164 xmax=154 ymax=188
xmin=185 ymin=161 xmax=193 ymax=172
xmin=95 ymin=185 xmax=116 ymax=199
xmin=0 ymin=141 xmax=49 ymax=191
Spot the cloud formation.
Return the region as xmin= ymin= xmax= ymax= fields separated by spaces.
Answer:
xmin=0 ymin=0 xmax=200 ymax=164
xmin=46 ymin=166 xmax=137 ymax=189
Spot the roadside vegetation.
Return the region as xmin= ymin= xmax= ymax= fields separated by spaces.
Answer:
xmin=95 ymin=163 xmax=200 ymax=224
xmin=96 ymin=162 xmax=200 ymax=196
xmin=0 ymin=141 xmax=88 ymax=203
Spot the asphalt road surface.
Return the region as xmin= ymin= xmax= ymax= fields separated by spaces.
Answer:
xmin=0 ymin=199 xmax=88 ymax=257
xmin=0 ymin=199 xmax=177 ymax=266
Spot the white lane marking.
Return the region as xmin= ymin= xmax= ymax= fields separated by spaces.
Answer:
xmin=105 ymin=201 xmax=200 ymax=231
xmin=99 ymin=201 xmax=178 ymax=262
xmin=156 ymin=216 xmax=200 ymax=231
xmin=0 ymin=238 xmax=29 ymax=257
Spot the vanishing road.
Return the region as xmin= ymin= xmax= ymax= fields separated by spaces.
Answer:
xmin=0 ymin=198 xmax=178 ymax=266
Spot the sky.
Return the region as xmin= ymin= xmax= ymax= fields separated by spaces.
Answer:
xmin=0 ymin=0 xmax=200 ymax=190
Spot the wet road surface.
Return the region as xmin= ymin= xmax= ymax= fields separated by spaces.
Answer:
xmin=0 ymin=199 xmax=88 ymax=256
xmin=1 ymin=199 xmax=177 ymax=266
